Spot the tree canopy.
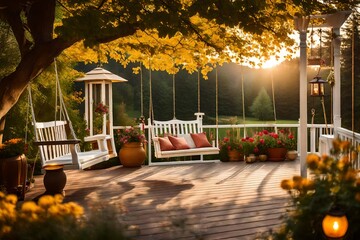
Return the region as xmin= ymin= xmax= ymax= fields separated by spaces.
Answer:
xmin=0 ymin=0 xmax=356 ymax=131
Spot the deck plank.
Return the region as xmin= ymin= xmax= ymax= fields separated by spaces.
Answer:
xmin=25 ymin=160 xmax=299 ymax=239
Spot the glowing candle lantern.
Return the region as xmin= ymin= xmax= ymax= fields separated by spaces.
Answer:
xmin=322 ymin=208 xmax=348 ymax=239
xmin=310 ymin=76 xmax=327 ymax=97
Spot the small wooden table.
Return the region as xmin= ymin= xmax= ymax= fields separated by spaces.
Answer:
xmin=43 ymin=164 xmax=67 ymax=196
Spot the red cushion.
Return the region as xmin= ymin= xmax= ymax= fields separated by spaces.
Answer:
xmin=158 ymin=137 xmax=176 ymax=151
xmin=168 ymin=136 xmax=190 ymax=150
xmin=190 ymin=133 xmax=212 ymax=148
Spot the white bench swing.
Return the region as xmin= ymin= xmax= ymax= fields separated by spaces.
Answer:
xmin=144 ymin=64 xmax=220 ymax=166
xmin=29 ymin=61 xmax=111 ymax=170
xmin=147 ymin=113 xmax=220 ymax=166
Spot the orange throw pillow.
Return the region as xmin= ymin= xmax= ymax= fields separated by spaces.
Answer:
xmin=168 ymin=136 xmax=190 ymax=150
xmin=158 ymin=137 xmax=176 ymax=151
xmin=190 ymin=133 xmax=212 ymax=148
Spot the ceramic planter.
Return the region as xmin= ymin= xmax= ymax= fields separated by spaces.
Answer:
xmin=119 ymin=142 xmax=146 ymax=167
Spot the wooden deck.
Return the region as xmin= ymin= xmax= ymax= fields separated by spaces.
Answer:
xmin=25 ymin=160 xmax=300 ymax=239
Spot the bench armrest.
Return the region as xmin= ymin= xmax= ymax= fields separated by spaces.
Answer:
xmin=84 ymin=134 xmax=108 ymax=152
xmin=84 ymin=134 xmax=107 ymax=142
xmin=34 ymin=139 xmax=81 ymax=146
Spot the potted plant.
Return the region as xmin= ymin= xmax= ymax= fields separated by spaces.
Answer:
xmin=242 ymin=137 xmax=257 ymax=163
xmin=219 ymin=130 xmax=244 ymax=161
xmin=116 ymin=126 xmax=147 ymax=167
xmin=253 ymin=130 xmax=270 ymax=161
xmin=0 ymin=138 xmax=27 ymax=197
xmin=265 ymin=130 xmax=288 ymax=161
xmin=285 ymin=131 xmax=297 ymax=160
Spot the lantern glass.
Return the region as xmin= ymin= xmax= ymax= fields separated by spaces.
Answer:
xmin=322 ymin=213 xmax=348 ymax=239
xmin=310 ymin=77 xmax=326 ymax=97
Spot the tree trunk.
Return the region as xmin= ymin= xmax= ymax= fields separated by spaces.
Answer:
xmin=0 ymin=38 xmax=77 ymax=121
xmin=0 ymin=117 xmax=5 ymax=143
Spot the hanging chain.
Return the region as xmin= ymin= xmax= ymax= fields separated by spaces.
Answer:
xmin=148 ymin=57 xmax=154 ymax=121
xmin=140 ymin=62 xmax=143 ymax=118
xmin=240 ymin=63 xmax=246 ymax=137
xmin=215 ymin=67 xmax=219 ymax=147
xmin=197 ymin=68 xmax=201 ymax=113
xmin=173 ymin=72 xmax=176 ymax=119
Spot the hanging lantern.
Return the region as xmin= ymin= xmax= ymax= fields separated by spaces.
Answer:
xmin=322 ymin=208 xmax=348 ymax=239
xmin=310 ymin=76 xmax=327 ymax=97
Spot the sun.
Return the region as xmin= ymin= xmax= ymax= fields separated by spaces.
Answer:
xmin=261 ymin=56 xmax=283 ymax=69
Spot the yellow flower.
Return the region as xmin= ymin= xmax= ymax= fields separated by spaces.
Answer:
xmin=307 ymin=153 xmax=320 ymax=170
xmin=281 ymin=179 xmax=293 ymax=190
xmin=54 ymin=194 xmax=64 ymax=204
xmin=38 ymin=195 xmax=56 ymax=209
xmin=21 ymin=201 xmax=40 ymax=213
xmin=344 ymin=169 xmax=357 ymax=182
xmin=332 ymin=139 xmax=341 ymax=151
xmin=5 ymin=195 xmax=17 ymax=205
xmin=302 ymin=179 xmax=315 ymax=191
xmin=339 ymin=140 xmax=351 ymax=152
xmin=64 ymin=202 xmax=84 ymax=218
xmin=351 ymin=151 xmax=358 ymax=161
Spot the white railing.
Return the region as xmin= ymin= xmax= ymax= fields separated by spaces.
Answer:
xmin=114 ymin=122 xmax=334 ymax=154
xmin=114 ymin=123 xmax=360 ymax=169
xmin=336 ymin=127 xmax=360 ymax=169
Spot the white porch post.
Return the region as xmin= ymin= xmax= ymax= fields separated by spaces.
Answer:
xmin=296 ymin=16 xmax=310 ymax=178
xmin=299 ymin=31 xmax=308 ymax=178
xmin=332 ymin=27 xmax=341 ymax=135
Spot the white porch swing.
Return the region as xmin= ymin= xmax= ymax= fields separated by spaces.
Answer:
xmin=147 ymin=61 xmax=220 ymax=166
xmin=29 ymin=60 xmax=119 ymax=170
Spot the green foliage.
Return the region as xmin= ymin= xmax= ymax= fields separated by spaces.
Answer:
xmin=0 ymin=22 xmax=20 ymax=79
xmin=114 ymin=102 xmax=136 ymax=126
xmin=260 ymin=140 xmax=360 ymax=240
xmin=250 ymin=87 xmax=274 ymax=121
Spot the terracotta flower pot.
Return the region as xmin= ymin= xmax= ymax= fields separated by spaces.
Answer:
xmin=267 ymin=148 xmax=287 ymax=161
xmin=119 ymin=142 xmax=146 ymax=167
xmin=227 ymin=150 xmax=243 ymax=161
xmin=0 ymin=154 xmax=27 ymax=197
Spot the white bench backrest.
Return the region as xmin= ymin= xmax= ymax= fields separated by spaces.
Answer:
xmin=35 ymin=121 xmax=71 ymax=164
xmin=152 ymin=119 xmax=202 ymax=138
